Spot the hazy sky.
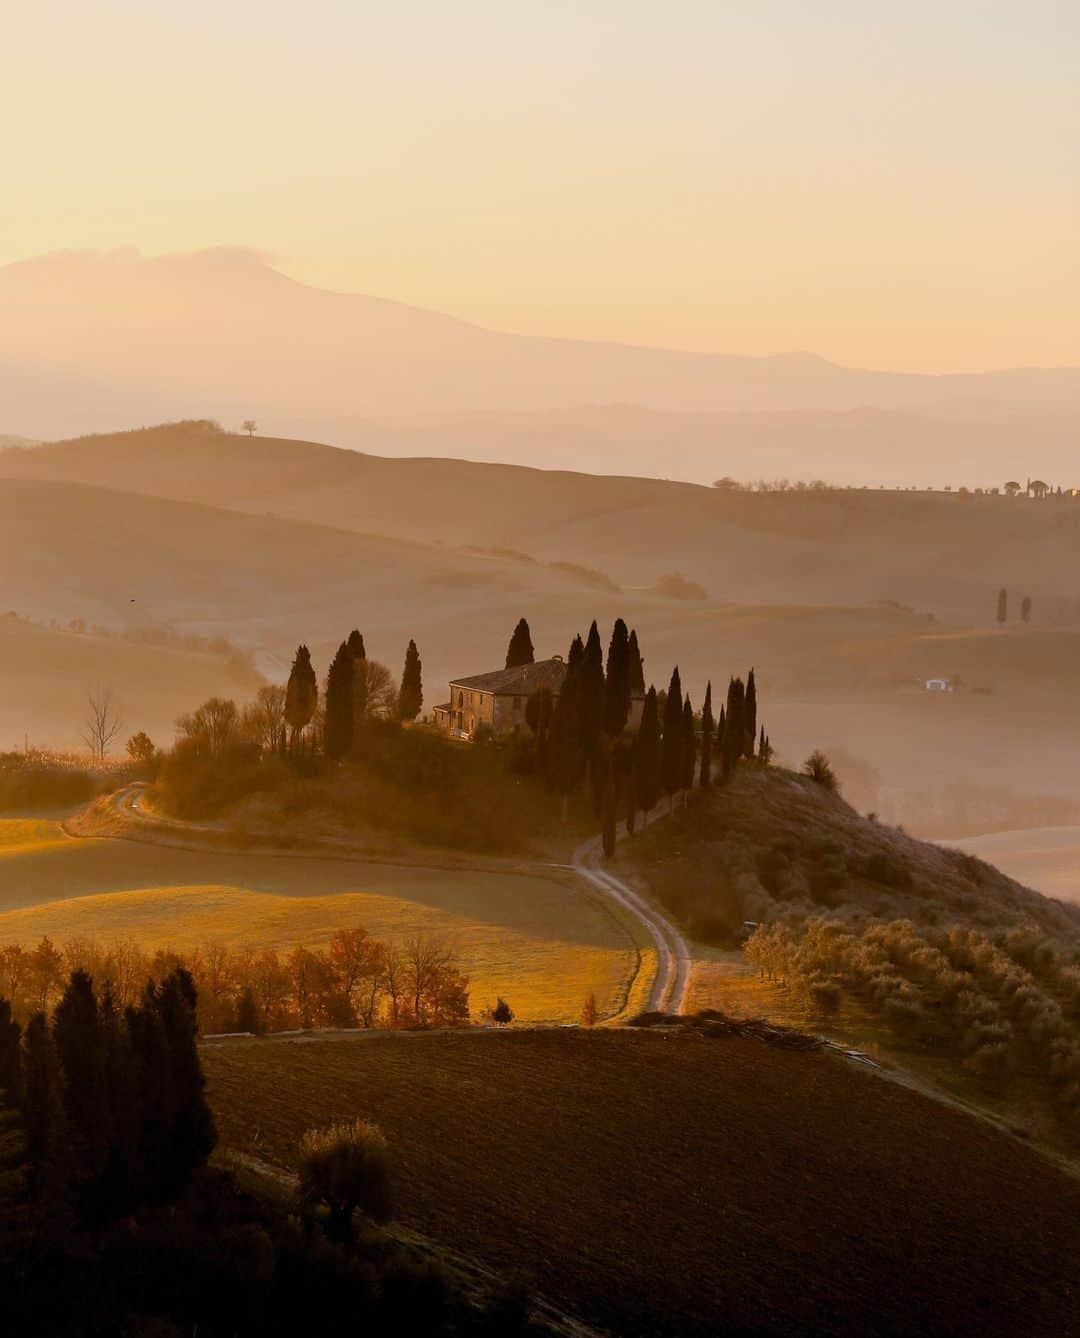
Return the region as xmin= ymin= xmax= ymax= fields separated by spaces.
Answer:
xmin=4 ymin=2 xmax=1077 ymax=371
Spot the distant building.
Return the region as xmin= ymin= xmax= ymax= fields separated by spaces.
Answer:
xmin=924 ymin=677 xmax=954 ymax=692
xmin=433 ymin=656 xmax=644 ymax=739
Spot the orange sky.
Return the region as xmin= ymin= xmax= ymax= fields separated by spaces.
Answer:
xmin=3 ymin=3 xmax=1077 ymax=372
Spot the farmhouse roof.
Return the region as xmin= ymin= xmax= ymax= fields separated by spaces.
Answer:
xmin=450 ymin=658 xmax=568 ymax=697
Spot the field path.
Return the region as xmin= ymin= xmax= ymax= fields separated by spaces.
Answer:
xmin=572 ymin=815 xmax=692 ymax=1015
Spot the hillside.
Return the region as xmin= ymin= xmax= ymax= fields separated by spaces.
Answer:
xmin=3 ymin=249 xmax=1080 ymax=483
xmin=0 ymin=613 xmax=257 ymax=752
xmin=204 ymin=1028 xmax=1080 ymax=1337
xmin=5 ymin=421 xmax=1080 ymax=627
xmin=625 ymin=767 xmax=1080 ymax=938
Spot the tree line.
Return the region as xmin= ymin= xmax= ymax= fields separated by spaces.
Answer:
xmin=507 ymin=616 xmax=769 ymax=853
xmin=746 ymin=917 xmax=1080 ymax=1135
xmin=0 ymin=929 xmax=470 ymax=1035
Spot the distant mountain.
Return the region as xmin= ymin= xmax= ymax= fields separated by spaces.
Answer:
xmin=2 ymin=248 xmax=1079 ymax=483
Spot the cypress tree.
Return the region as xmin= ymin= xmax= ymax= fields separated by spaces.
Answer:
xmin=716 ymin=703 xmax=726 ymax=773
xmin=0 ymin=998 xmax=21 ymax=1107
xmin=996 ymin=588 xmax=1008 ymax=624
xmin=722 ymin=677 xmax=744 ymax=778
xmin=634 ymin=687 xmax=661 ymax=816
xmin=398 ymin=640 xmax=423 ymax=721
xmin=526 ymin=687 xmax=554 ymax=768
xmin=154 ymin=967 xmax=217 ymax=1196
xmin=681 ymin=697 xmax=696 ymax=797
xmin=127 ymin=985 xmax=172 ymax=1202
xmin=661 ymin=667 xmax=684 ymax=809
xmin=745 ymin=668 xmax=757 ymax=758
xmin=324 ymin=640 xmax=355 ymax=760
xmin=627 ymin=628 xmax=645 ymax=697
xmin=604 ymin=618 xmax=632 ymax=737
xmin=547 ymin=662 xmax=585 ymax=819
xmin=284 ymin=644 xmax=318 ymax=750
xmin=53 ymin=970 xmax=110 ymax=1194
xmin=346 ymin=629 xmax=366 ymax=660
xmin=580 ymin=621 xmax=606 ymax=746
xmin=100 ymin=985 xmax=139 ymax=1216
xmin=505 ymin=618 xmax=535 ymax=668
xmin=625 ymin=756 xmax=638 ymax=836
xmin=700 ymin=681 xmax=713 ymax=787
xmin=235 ymin=986 xmax=261 ymax=1035
xmin=21 ymin=1011 xmax=67 ymax=1202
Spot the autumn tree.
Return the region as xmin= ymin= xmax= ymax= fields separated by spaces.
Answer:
xmin=397 ymin=639 xmax=423 ymax=722
xmin=125 ymin=731 xmax=155 ymax=767
xmin=505 ymin=618 xmax=535 ymax=668
xmin=581 ymin=993 xmax=599 ymax=1027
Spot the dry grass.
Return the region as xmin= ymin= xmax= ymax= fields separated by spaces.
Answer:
xmin=0 ymin=838 xmax=648 ymax=1025
xmin=204 ymin=1029 xmax=1080 ymax=1337
xmin=0 ymin=817 xmax=67 ymax=854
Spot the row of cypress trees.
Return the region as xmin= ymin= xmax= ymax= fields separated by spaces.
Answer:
xmin=512 ymin=616 xmax=767 ymax=852
xmin=283 ymin=631 xmax=424 ymax=759
xmin=0 ymin=968 xmax=216 ymax=1225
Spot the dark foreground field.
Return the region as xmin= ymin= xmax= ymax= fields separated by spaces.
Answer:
xmin=205 ymin=1029 xmax=1079 ymax=1337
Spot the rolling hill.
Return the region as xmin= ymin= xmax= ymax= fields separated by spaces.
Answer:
xmin=3 ymin=248 xmax=1080 ymax=484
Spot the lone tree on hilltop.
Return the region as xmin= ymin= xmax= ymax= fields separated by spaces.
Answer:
xmin=1004 ymin=480 xmax=1021 ymax=497
xmin=323 ymin=641 xmax=355 ymax=760
xmin=699 ymin=681 xmax=713 ymax=787
xmin=398 ymin=639 xmax=423 ymax=721
xmin=299 ymin=1118 xmax=392 ymax=1243
xmin=492 ymin=997 xmax=514 ymax=1025
xmin=1021 ymin=595 xmax=1032 ymax=624
xmin=604 ymin=618 xmax=632 ymax=737
xmin=661 ymin=667 xmax=684 ymax=810
xmin=241 ymin=419 xmax=257 ymax=437
xmin=505 ymin=618 xmax=535 ymax=668
xmin=285 ymin=644 xmax=318 ymax=750
xmin=996 ymin=588 xmax=1008 ymax=625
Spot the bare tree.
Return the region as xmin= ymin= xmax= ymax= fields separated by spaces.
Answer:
xmin=83 ymin=685 xmax=122 ymax=758
xmin=242 ymin=418 xmax=258 ymax=437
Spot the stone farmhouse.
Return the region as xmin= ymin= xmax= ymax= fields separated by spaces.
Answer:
xmin=433 ymin=656 xmax=644 ymax=739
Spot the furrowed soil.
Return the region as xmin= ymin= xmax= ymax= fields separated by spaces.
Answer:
xmin=204 ymin=1028 xmax=1080 ymax=1337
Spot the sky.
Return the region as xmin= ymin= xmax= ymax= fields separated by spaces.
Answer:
xmin=2 ymin=2 xmax=1078 ymax=372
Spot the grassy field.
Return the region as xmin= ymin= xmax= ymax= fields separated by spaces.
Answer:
xmin=204 ymin=1028 xmax=1080 ymax=1337
xmin=0 ymin=816 xmax=67 ymax=855
xmin=0 ymin=833 xmax=649 ymax=1024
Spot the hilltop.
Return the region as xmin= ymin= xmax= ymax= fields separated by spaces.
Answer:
xmin=626 ymin=766 xmax=1080 ymax=940
xmin=2 ymin=248 xmax=1080 ymax=483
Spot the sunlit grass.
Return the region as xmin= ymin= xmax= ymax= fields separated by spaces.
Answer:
xmin=0 ymin=817 xmax=68 ymax=855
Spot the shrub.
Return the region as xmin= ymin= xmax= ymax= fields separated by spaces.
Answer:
xmin=492 ymin=997 xmax=514 ymax=1026
xmin=802 ymin=751 xmax=839 ymax=793
xmin=298 ymin=1119 xmax=392 ymax=1241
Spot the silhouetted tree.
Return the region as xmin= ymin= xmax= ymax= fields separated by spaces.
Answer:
xmin=526 ymin=686 xmax=554 ymax=768
xmin=604 ymin=618 xmax=632 ymax=737
xmin=505 ymin=618 xmax=535 ymax=668
xmin=1021 ymin=595 xmax=1032 ymax=624
xmin=699 ymin=681 xmax=713 ymax=788
xmin=681 ymin=697 xmax=696 ymax=797
xmin=492 ymin=997 xmax=514 ymax=1025
xmin=580 ymin=621 xmax=605 ymax=746
xmin=284 ymin=644 xmax=318 ymax=750
xmin=745 ymin=668 xmax=757 ymax=757
xmin=625 ymin=756 xmax=638 ymax=836
xmin=547 ymin=661 xmax=585 ymax=819
xmin=53 ymin=970 xmax=110 ymax=1197
xmin=661 ymin=668 xmax=684 ymax=809
xmin=723 ymin=677 xmax=744 ymax=778
xmin=803 ymin=750 xmax=838 ymax=792
xmin=235 ymin=987 xmax=261 ymax=1034
xmin=634 ymin=687 xmax=661 ymax=816
xmin=21 ymin=1012 xmax=66 ymax=1202
xmin=398 ymin=639 xmax=423 ymax=721
xmin=996 ymin=588 xmax=1008 ymax=624
xmin=299 ymin=1119 xmax=391 ymax=1243
xmin=0 ymin=998 xmax=22 ymax=1107
xmin=759 ymin=727 xmax=772 ymax=764
xmin=627 ymin=628 xmax=645 ymax=697
xmin=323 ymin=641 xmax=355 ymax=760
xmin=567 ymin=632 xmax=585 ymax=667
xmin=153 ymin=968 xmax=217 ymax=1198
xmin=347 ymin=631 xmax=369 ymax=727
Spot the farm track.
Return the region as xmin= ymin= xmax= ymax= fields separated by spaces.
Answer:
xmin=73 ymin=782 xmax=691 ymax=1020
